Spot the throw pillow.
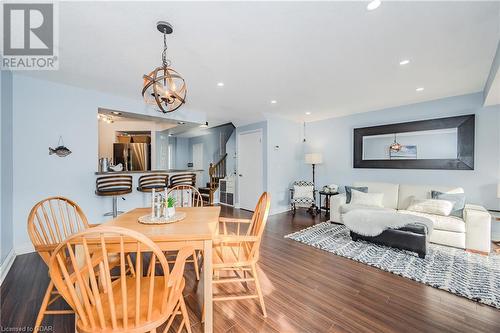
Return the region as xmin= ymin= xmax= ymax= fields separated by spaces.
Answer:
xmin=431 ymin=191 xmax=465 ymax=218
xmin=349 ymin=190 xmax=384 ymax=207
xmin=345 ymin=186 xmax=368 ymax=203
xmin=294 ymin=185 xmax=314 ymax=199
xmin=407 ymin=198 xmax=454 ymax=216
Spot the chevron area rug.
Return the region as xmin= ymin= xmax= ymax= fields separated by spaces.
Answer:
xmin=285 ymin=222 xmax=500 ymax=309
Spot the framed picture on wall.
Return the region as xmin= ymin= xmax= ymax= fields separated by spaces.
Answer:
xmin=353 ymin=114 xmax=475 ymax=170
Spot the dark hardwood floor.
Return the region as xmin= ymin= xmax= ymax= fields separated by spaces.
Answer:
xmin=1 ymin=206 xmax=499 ymax=333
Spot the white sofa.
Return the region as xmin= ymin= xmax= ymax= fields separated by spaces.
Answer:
xmin=330 ymin=182 xmax=491 ymax=253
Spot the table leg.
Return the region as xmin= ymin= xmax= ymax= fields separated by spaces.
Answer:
xmin=203 ymin=240 xmax=213 ymax=333
xmin=325 ymin=195 xmax=330 ymax=219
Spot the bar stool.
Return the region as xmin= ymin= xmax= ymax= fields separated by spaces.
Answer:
xmin=95 ymin=175 xmax=132 ymax=218
xmin=169 ymin=173 xmax=196 ymax=188
xmin=137 ymin=173 xmax=169 ymax=192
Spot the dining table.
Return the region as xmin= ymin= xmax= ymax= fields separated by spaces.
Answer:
xmin=103 ymin=206 xmax=221 ymax=333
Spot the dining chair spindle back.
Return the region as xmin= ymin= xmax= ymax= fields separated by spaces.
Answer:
xmin=213 ymin=192 xmax=271 ymax=317
xmin=48 ymin=226 xmax=193 ymax=333
xmin=27 ymin=196 xmax=92 ymax=331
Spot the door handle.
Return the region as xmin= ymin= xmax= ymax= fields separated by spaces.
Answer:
xmin=239 ymin=174 xmax=243 ymax=177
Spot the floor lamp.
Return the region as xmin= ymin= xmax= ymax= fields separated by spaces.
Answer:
xmin=305 ymin=153 xmax=322 ymax=215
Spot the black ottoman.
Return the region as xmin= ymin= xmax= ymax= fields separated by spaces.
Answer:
xmin=350 ymin=223 xmax=429 ymax=258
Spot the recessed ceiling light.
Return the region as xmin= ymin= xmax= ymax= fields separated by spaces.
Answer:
xmin=200 ymin=121 xmax=209 ymax=128
xmin=399 ymin=59 xmax=410 ymax=66
xmin=305 ymin=112 xmax=311 ymax=115
xmin=177 ymin=121 xmax=185 ymax=125
xmin=367 ymin=0 xmax=381 ymax=11
xmin=270 ymin=100 xmax=277 ymax=104
xmin=168 ymin=133 xmax=173 ymax=137
xmin=416 ymin=87 xmax=424 ymax=92
xmin=217 ymin=82 xmax=224 ymax=87
xmin=111 ymin=111 xmax=121 ymax=115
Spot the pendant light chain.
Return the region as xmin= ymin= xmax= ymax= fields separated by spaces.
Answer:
xmin=161 ymin=29 xmax=171 ymax=67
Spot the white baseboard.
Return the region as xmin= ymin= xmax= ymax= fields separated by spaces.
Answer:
xmin=0 ymin=248 xmax=16 ymax=286
xmin=270 ymin=206 xmax=291 ymax=215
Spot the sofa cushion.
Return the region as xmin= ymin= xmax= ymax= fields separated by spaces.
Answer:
xmin=399 ymin=210 xmax=465 ymax=233
xmin=431 ymin=191 xmax=466 ymax=218
xmin=340 ymin=204 xmax=395 ymax=214
xmin=354 ymin=182 xmax=399 ymax=209
xmin=406 ymin=198 xmax=454 ymax=216
xmin=397 ymin=184 xmax=464 ymax=210
xmin=344 ymin=186 xmax=368 ymax=203
xmin=350 ymin=190 xmax=384 ymax=207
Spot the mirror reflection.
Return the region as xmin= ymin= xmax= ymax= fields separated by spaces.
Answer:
xmin=362 ymin=128 xmax=458 ymax=160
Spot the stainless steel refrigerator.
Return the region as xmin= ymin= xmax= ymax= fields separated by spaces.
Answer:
xmin=113 ymin=143 xmax=151 ymax=171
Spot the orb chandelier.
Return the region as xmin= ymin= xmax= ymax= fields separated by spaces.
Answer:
xmin=389 ymin=133 xmax=402 ymax=152
xmin=142 ymin=21 xmax=187 ymax=113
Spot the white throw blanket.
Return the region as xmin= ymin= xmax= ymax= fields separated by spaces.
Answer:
xmin=343 ymin=209 xmax=434 ymax=237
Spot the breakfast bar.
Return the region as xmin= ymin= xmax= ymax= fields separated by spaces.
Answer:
xmin=93 ymin=169 xmax=204 ymax=221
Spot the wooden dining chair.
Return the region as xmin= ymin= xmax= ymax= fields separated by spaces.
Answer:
xmin=48 ymin=226 xmax=193 ymax=333
xmin=165 ymin=185 xmax=203 ymax=280
xmin=27 ymin=196 xmax=134 ymax=332
xmin=27 ymin=196 xmax=90 ymax=331
xmin=212 ymin=192 xmax=271 ymax=317
xmin=168 ymin=185 xmax=204 ymax=209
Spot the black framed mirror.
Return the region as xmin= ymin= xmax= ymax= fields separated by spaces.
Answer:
xmin=353 ymin=114 xmax=474 ymax=170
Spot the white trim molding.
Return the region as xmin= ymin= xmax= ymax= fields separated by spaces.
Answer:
xmin=270 ymin=206 xmax=291 ymax=215
xmin=0 ymin=243 xmax=36 ymax=286
xmin=0 ymin=249 xmax=16 ymax=286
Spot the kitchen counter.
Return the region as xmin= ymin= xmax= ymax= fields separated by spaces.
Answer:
xmin=94 ymin=169 xmax=203 ymax=175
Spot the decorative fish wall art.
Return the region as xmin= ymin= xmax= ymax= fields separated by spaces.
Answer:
xmin=49 ymin=136 xmax=72 ymax=157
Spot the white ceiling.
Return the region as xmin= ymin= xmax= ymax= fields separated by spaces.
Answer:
xmin=20 ymin=1 xmax=500 ymax=125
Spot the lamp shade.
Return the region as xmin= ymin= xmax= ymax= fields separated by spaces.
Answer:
xmin=305 ymin=153 xmax=322 ymax=164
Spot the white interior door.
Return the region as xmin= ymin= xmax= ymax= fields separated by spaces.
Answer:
xmin=238 ymin=130 xmax=263 ymax=211
xmin=192 ymin=143 xmax=203 ymax=170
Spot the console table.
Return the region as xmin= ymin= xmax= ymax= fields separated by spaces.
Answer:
xmin=319 ymin=191 xmax=339 ymax=219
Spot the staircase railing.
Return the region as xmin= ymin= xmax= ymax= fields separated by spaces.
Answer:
xmin=207 ymin=153 xmax=227 ymax=204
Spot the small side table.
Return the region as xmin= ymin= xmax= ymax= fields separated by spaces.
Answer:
xmin=489 ymin=211 xmax=500 ymax=253
xmin=319 ymin=191 xmax=339 ymax=219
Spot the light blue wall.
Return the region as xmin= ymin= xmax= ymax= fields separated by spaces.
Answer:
xmin=174 ymin=137 xmax=190 ymax=169
xmin=301 ymin=93 xmax=500 ymax=215
xmin=267 ymin=116 xmax=303 ymax=214
xmin=1 ymin=70 xmax=14 ymax=265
